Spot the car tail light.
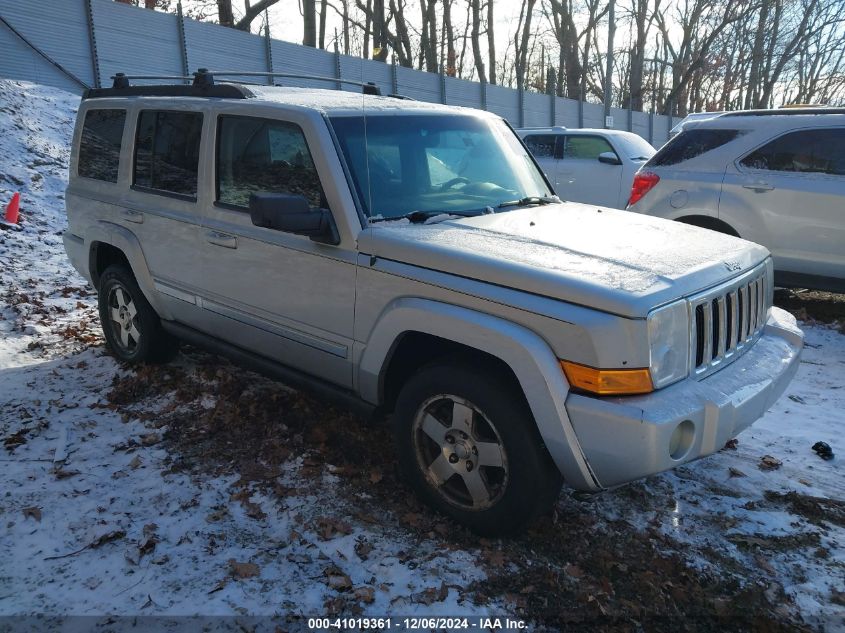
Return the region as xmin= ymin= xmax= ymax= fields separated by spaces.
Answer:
xmin=628 ymin=171 xmax=660 ymax=207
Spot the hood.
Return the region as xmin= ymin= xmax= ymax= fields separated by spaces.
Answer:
xmin=357 ymin=203 xmax=770 ymax=318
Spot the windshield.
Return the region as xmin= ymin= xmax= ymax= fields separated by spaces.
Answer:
xmin=615 ymin=134 xmax=655 ymax=160
xmin=329 ymin=114 xmax=552 ymax=220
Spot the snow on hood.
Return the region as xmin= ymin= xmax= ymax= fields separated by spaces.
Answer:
xmin=358 ymin=203 xmax=769 ymax=318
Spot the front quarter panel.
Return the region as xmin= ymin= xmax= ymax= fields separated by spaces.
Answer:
xmin=357 ymin=296 xmax=601 ymax=492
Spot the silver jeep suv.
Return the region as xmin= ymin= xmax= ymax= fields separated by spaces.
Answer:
xmin=63 ymin=71 xmax=803 ymax=534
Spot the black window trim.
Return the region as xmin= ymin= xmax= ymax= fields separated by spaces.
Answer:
xmin=736 ymin=125 xmax=845 ymax=177
xmin=132 ymin=109 xmax=203 ymax=202
xmin=77 ymin=107 xmax=127 ymax=184
xmin=214 ymin=113 xmax=329 ymax=213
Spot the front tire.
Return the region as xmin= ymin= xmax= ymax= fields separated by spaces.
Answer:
xmin=97 ymin=265 xmax=178 ymax=364
xmin=393 ymin=362 xmax=563 ymax=535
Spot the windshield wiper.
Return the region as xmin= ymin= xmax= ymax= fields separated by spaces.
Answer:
xmin=497 ymin=195 xmax=560 ymax=209
xmin=369 ymin=209 xmax=485 ymax=224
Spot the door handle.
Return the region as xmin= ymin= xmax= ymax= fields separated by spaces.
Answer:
xmin=742 ymin=182 xmax=774 ymax=192
xmin=206 ymin=231 xmax=237 ymax=249
xmin=121 ymin=209 xmax=144 ymax=223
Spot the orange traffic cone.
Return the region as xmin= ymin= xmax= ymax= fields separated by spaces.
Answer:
xmin=3 ymin=192 xmax=20 ymax=224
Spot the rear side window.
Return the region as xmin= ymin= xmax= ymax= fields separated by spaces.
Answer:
xmin=564 ymin=135 xmax=614 ymax=160
xmin=216 ymin=115 xmax=326 ymax=209
xmin=647 ymin=129 xmax=741 ymax=167
xmin=523 ymin=134 xmax=559 ymax=158
xmin=134 ymin=111 xmax=203 ymax=198
xmin=741 ymin=128 xmax=845 ymax=176
xmin=78 ymin=109 xmax=126 ymax=182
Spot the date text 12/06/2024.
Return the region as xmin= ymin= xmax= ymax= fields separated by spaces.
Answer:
xmin=307 ymin=617 xmax=528 ymax=630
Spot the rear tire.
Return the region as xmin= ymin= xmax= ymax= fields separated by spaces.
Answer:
xmin=393 ymin=362 xmax=563 ymax=535
xmin=97 ymin=265 xmax=178 ymax=364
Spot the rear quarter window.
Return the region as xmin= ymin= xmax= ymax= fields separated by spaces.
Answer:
xmin=647 ymin=129 xmax=742 ymax=167
xmin=78 ymin=109 xmax=126 ymax=182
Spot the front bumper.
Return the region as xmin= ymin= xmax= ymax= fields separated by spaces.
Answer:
xmin=565 ymin=307 xmax=803 ymax=489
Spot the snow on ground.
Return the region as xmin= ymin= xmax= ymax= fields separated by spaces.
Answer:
xmin=1 ymin=79 xmax=843 ymax=630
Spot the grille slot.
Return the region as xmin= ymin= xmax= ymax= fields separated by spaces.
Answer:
xmin=689 ymin=263 xmax=770 ymax=379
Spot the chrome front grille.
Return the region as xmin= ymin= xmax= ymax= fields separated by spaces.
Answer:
xmin=689 ymin=261 xmax=771 ymax=379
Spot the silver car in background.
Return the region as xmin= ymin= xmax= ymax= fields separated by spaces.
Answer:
xmin=516 ymin=127 xmax=655 ymax=209
xmin=627 ymin=109 xmax=845 ymax=292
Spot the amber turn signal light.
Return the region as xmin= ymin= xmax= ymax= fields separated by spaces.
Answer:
xmin=560 ymin=360 xmax=653 ymax=396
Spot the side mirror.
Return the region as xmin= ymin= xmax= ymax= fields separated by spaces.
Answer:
xmin=598 ymin=151 xmax=622 ymax=166
xmin=249 ymin=193 xmax=340 ymax=245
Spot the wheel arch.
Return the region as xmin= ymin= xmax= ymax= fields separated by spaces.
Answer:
xmin=675 ymin=214 xmax=740 ymax=237
xmin=85 ymin=221 xmax=172 ymax=319
xmin=357 ymin=297 xmax=601 ymax=491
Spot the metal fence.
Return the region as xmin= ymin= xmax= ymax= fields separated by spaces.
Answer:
xmin=0 ymin=0 xmax=680 ymax=146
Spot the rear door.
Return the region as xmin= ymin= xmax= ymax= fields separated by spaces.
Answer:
xmin=559 ymin=134 xmax=622 ymax=207
xmin=123 ymin=106 xmax=209 ymax=325
xmin=722 ymin=127 xmax=845 ymax=280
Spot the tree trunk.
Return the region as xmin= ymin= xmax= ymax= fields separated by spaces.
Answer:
xmin=318 ymin=0 xmax=328 ymax=48
xmin=443 ymin=0 xmax=456 ymax=76
xmin=487 ymin=0 xmax=496 ymax=85
xmin=218 ymin=0 xmax=234 ymax=26
xmin=470 ymin=0 xmax=486 ymax=82
xmin=302 ymin=0 xmax=317 ymax=46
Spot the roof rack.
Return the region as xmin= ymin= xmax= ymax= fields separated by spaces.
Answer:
xmin=202 ymin=70 xmax=382 ymax=95
xmin=721 ymin=107 xmax=845 ymax=117
xmin=82 ymin=68 xmax=384 ymax=100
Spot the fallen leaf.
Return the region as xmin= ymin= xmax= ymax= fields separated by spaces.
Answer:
xmin=723 ymin=439 xmax=739 ymax=450
xmin=369 ymin=470 xmax=383 ymax=484
xmin=90 ymin=530 xmax=126 ymax=549
xmin=228 ymin=559 xmax=260 ymax=579
xmin=208 ymin=578 xmax=228 ymax=594
xmin=22 ymin=506 xmax=41 ymax=522
xmin=565 ymin=564 xmax=585 ymax=578
xmin=483 ymin=549 xmax=506 ymax=567
xmin=139 ymin=537 xmax=157 ymax=558
xmin=326 ymin=571 xmax=353 ymax=591
xmin=354 ymin=539 xmax=373 ymax=561
xmin=128 ymin=455 xmax=142 ymax=469
xmin=729 ymin=467 xmax=746 ymax=478
xmin=759 ymin=455 xmax=782 ymax=471
xmin=354 ymin=586 xmax=375 ymax=604
xmin=140 ymin=433 xmax=160 ymax=447
xmin=54 ymin=468 xmax=80 ymax=480
xmin=314 ymin=517 xmax=352 ymax=541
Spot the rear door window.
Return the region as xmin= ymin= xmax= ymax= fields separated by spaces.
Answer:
xmin=78 ymin=109 xmax=126 ymax=182
xmin=216 ymin=115 xmax=326 ymax=210
xmin=647 ymin=129 xmax=742 ymax=167
xmin=564 ymin=135 xmax=615 ymax=160
xmin=523 ymin=134 xmax=560 ymax=159
xmin=134 ymin=110 xmax=203 ymax=198
xmin=740 ymin=128 xmax=845 ymax=176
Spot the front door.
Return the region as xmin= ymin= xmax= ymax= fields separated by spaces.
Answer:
xmin=198 ymin=111 xmax=357 ymax=388
xmin=559 ymin=135 xmax=622 ymax=207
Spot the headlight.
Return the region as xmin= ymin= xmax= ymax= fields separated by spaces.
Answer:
xmin=647 ymin=299 xmax=690 ymax=389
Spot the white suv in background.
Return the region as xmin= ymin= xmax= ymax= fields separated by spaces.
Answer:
xmin=516 ymin=127 xmax=655 ymax=209
xmin=627 ymin=109 xmax=845 ymax=292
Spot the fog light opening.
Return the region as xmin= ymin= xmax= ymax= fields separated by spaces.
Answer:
xmin=669 ymin=420 xmax=695 ymax=461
